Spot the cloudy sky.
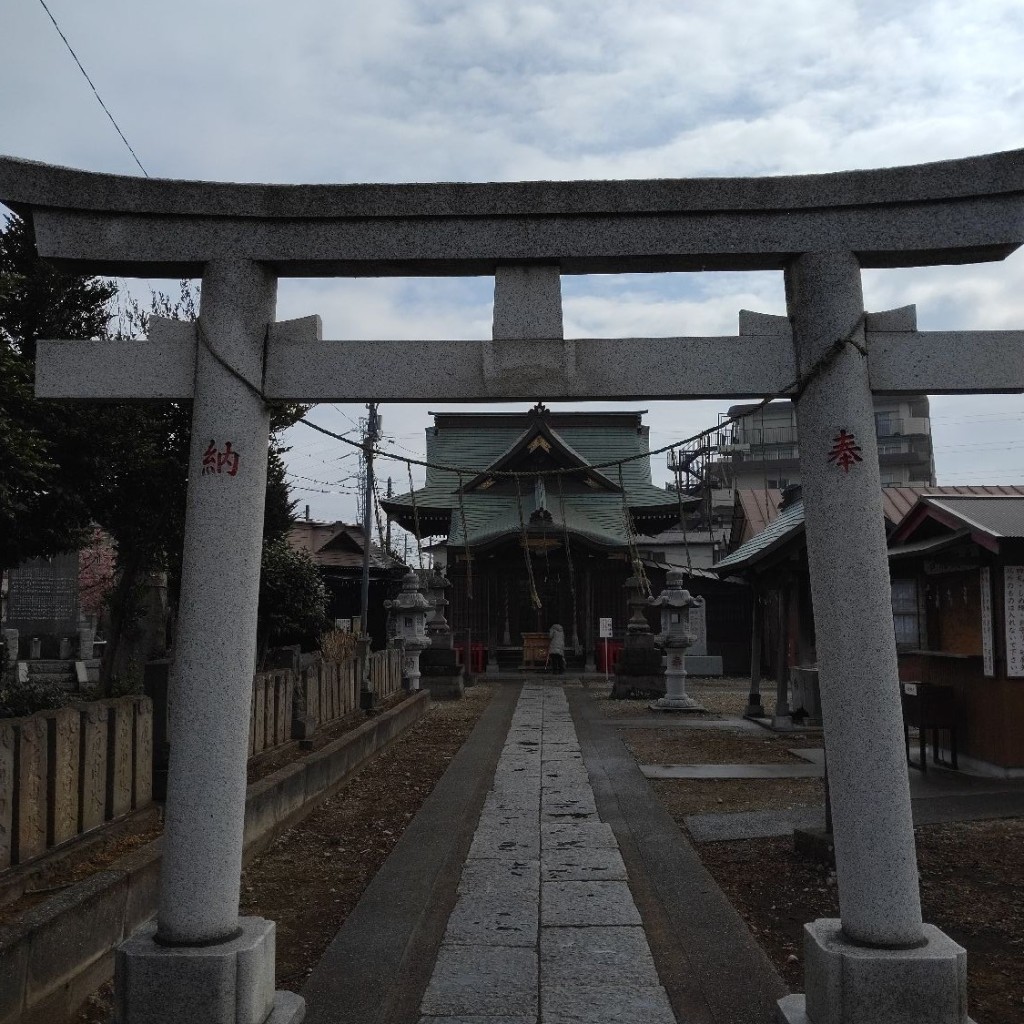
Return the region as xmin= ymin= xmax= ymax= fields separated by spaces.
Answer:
xmin=3 ymin=0 xmax=1024 ymax=524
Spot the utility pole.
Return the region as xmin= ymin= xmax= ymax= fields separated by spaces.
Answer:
xmin=385 ymin=476 xmax=393 ymax=555
xmin=359 ymin=403 xmax=379 ymax=709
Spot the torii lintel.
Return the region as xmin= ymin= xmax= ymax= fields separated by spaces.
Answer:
xmin=2 ymin=149 xmax=1024 ymax=275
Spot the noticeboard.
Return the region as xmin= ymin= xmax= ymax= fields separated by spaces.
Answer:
xmin=599 ymin=617 xmax=613 ymax=639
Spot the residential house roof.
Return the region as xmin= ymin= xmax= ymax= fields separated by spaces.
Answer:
xmin=288 ymin=521 xmax=399 ymax=571
xmin=730 ymin=484 xmax=1024 ymax=549
xmin=711 ymin=500 xmax=808 ymax=574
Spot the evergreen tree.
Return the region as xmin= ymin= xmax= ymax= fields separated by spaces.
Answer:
xmin=1 ymin=213 xmax=307 ymax=691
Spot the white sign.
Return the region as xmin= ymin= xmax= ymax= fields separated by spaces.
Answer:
xmin=980 ymin=567 xmax=994 ymax=678
xmin=902 ymin=682 xmax=918 ymax=696
xmin=599 ymin=617 xmax=613 ymax=639
xmin=1004 ymin=566 xmax=1024 ymax=677
xmin=334 ymin=618 xmax=351 ymax=633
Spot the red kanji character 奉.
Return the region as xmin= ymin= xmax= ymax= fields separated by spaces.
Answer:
xmin=828 ymin=429 xmax=863 ymax=473
xmin=218 ymin=441 xmax=240 ymax=477
xmin=201 ymin=440 xmax=218 ymax=475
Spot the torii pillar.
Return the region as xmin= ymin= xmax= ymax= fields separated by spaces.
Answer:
xmin=779 ymin=251 xmax=970 ymax=1024
xmin=112 ymin=262 xmax=304 ymax=1024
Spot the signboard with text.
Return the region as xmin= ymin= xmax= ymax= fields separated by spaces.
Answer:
xmin=599 ymin=617 xmax=613 ymax=639
xmin=1004 ymin=566 xmax=1024 ymax=677
xmin=980 ymin=567 xmax=994 ymax=677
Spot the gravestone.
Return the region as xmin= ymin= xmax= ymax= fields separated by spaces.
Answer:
xmin=6 ymin=554 xmax=80 ymax=644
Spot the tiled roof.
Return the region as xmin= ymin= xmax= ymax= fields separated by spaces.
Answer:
xmin=920 ymin=495 xmax=1024 ymax=539
xmin=732 ymin=485 xmax=1024 ymax=545
xmin=287 ymin=522 xmax=398 ymax=570
xmin=883 ymin=485 xmax=1024 ymax=526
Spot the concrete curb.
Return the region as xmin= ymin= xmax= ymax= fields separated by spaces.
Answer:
xmin=302 ymin=681 xmax=522 ymax=1024
xmin=0 ymin=691 xmax=430 ymax=1024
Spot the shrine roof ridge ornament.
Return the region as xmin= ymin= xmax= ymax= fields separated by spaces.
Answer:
xmin=2 ymin=149 xmax=1024 ymax=276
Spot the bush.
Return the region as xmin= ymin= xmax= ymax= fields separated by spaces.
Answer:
xmin=0 ymin=674 xmax=72 ymax=718
xmin=320 ymin=628 xmax=359 ymax=664
xmin=257 ymin=538 xmax=328 ymax=662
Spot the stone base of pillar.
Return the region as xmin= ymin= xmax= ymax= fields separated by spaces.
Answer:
xmin=421 ymin=675 xmax=465 ymax=700
xmin=114 ymin=918 xmax=305 ymax=1024
xmin=778 ymin=919 xmax=971 ymax=1024
xmin=486 ymin=661 xmax=501 ymax=676
xmin=744 ymin=700 xmax=769 ymax=718
xmin=649 ymin=695 xmax=706 ymax=713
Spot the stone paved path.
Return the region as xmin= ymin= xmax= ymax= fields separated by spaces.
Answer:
xmin=418 ymin=681 xmax=678 ymax=1024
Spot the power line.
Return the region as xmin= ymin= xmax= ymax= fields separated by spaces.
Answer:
xmin=36 ymin=0 xmax=149 ymax=177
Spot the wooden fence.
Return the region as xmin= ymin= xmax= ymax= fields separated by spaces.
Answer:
xmin=249 ymin=646 xmax=404 ymax=758
xmin=0 ymin=696 xmax=152 ymax=872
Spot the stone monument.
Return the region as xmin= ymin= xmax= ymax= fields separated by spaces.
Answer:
xmin=683 ymin=595 xmax=723 ymax=676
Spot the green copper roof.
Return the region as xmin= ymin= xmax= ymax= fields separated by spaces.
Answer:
xmin=383 ymin=411 xmax=684 ymax=547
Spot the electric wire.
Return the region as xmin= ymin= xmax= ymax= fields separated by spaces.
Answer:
xmin=36 ymin=0 xmax=149 ymax=177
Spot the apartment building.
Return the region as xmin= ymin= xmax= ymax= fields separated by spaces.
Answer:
xmin=717 ymin=396 xmax=936 ymax=491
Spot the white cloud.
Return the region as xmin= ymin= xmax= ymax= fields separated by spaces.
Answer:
xmin=4 ymin=0 xmax=1024 ymax=519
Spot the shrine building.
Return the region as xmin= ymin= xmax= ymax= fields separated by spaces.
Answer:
xmin=382 ymin=404 xmax=690 ymax=671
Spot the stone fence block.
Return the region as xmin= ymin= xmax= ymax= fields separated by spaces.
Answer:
xmin=106 ymin=702 xmax=133 ymax=820
xmin=132 ymin=698 xmax=153 ymax=810
xmin=0 ymin=721 xmax=14 ymax=871
xmin=15 ymin=718 xmax=47 ymax=864
xmin=78 ymin=703 xmax=107 ymax=833
xmin=46 ymin=707 xmax=80 ymax=847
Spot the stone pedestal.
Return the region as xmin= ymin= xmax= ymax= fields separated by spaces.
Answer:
xmin=419 ymin=648 xmax=465 ymax=699
xmin=610 ymin=637 xmax=664 ymax=697
xmin=114 ymin=918 xmax=305 ymax=1024
xmin=612 ymin=573 xmax=665 ymax=698
xmin=650 ymin=648 xmax=706 ymax=712
xmin=778 ymin=920 xmax=971 ymax=1024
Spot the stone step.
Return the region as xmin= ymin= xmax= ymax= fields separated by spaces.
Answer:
xmin=26 ymin=660 xmax=77 ymax=673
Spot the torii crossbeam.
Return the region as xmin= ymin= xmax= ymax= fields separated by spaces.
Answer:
xmin=4 ymin=149 xmax=1023 ymax=1024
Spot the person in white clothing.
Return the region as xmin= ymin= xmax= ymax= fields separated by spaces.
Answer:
xmin=548 ymin=623 xmax=566 ymax=675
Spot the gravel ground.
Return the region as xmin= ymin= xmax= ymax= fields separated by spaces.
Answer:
xmin=74 ymin=684 xmax=495 ymax=1022
xmin=611 ymin=675 xmax=1024 ymax=1024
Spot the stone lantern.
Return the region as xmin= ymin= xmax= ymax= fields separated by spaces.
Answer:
xmin=384 ymin=570 xmax=432 ymax=691
xmin=611 ymin=573 xmax=665 ymax=698
xmin=649 ymin=568 xmax=706 ymax=712
xmin=417 ymin=567 xmax=465 ymax=699
xmin=422 ymin=568 xmax=453 ymax=648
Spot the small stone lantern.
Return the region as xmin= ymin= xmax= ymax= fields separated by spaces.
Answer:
xmin=649 ymin=568 xmax=705 ymax=712
xmin=422 ymin=568 xmax=453 ymax=648
xmin=384 ymin=570 xmax=432 ymax=691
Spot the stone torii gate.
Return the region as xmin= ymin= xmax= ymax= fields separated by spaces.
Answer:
xmin=3 ymin=150 xmax=1024 ymax=1024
